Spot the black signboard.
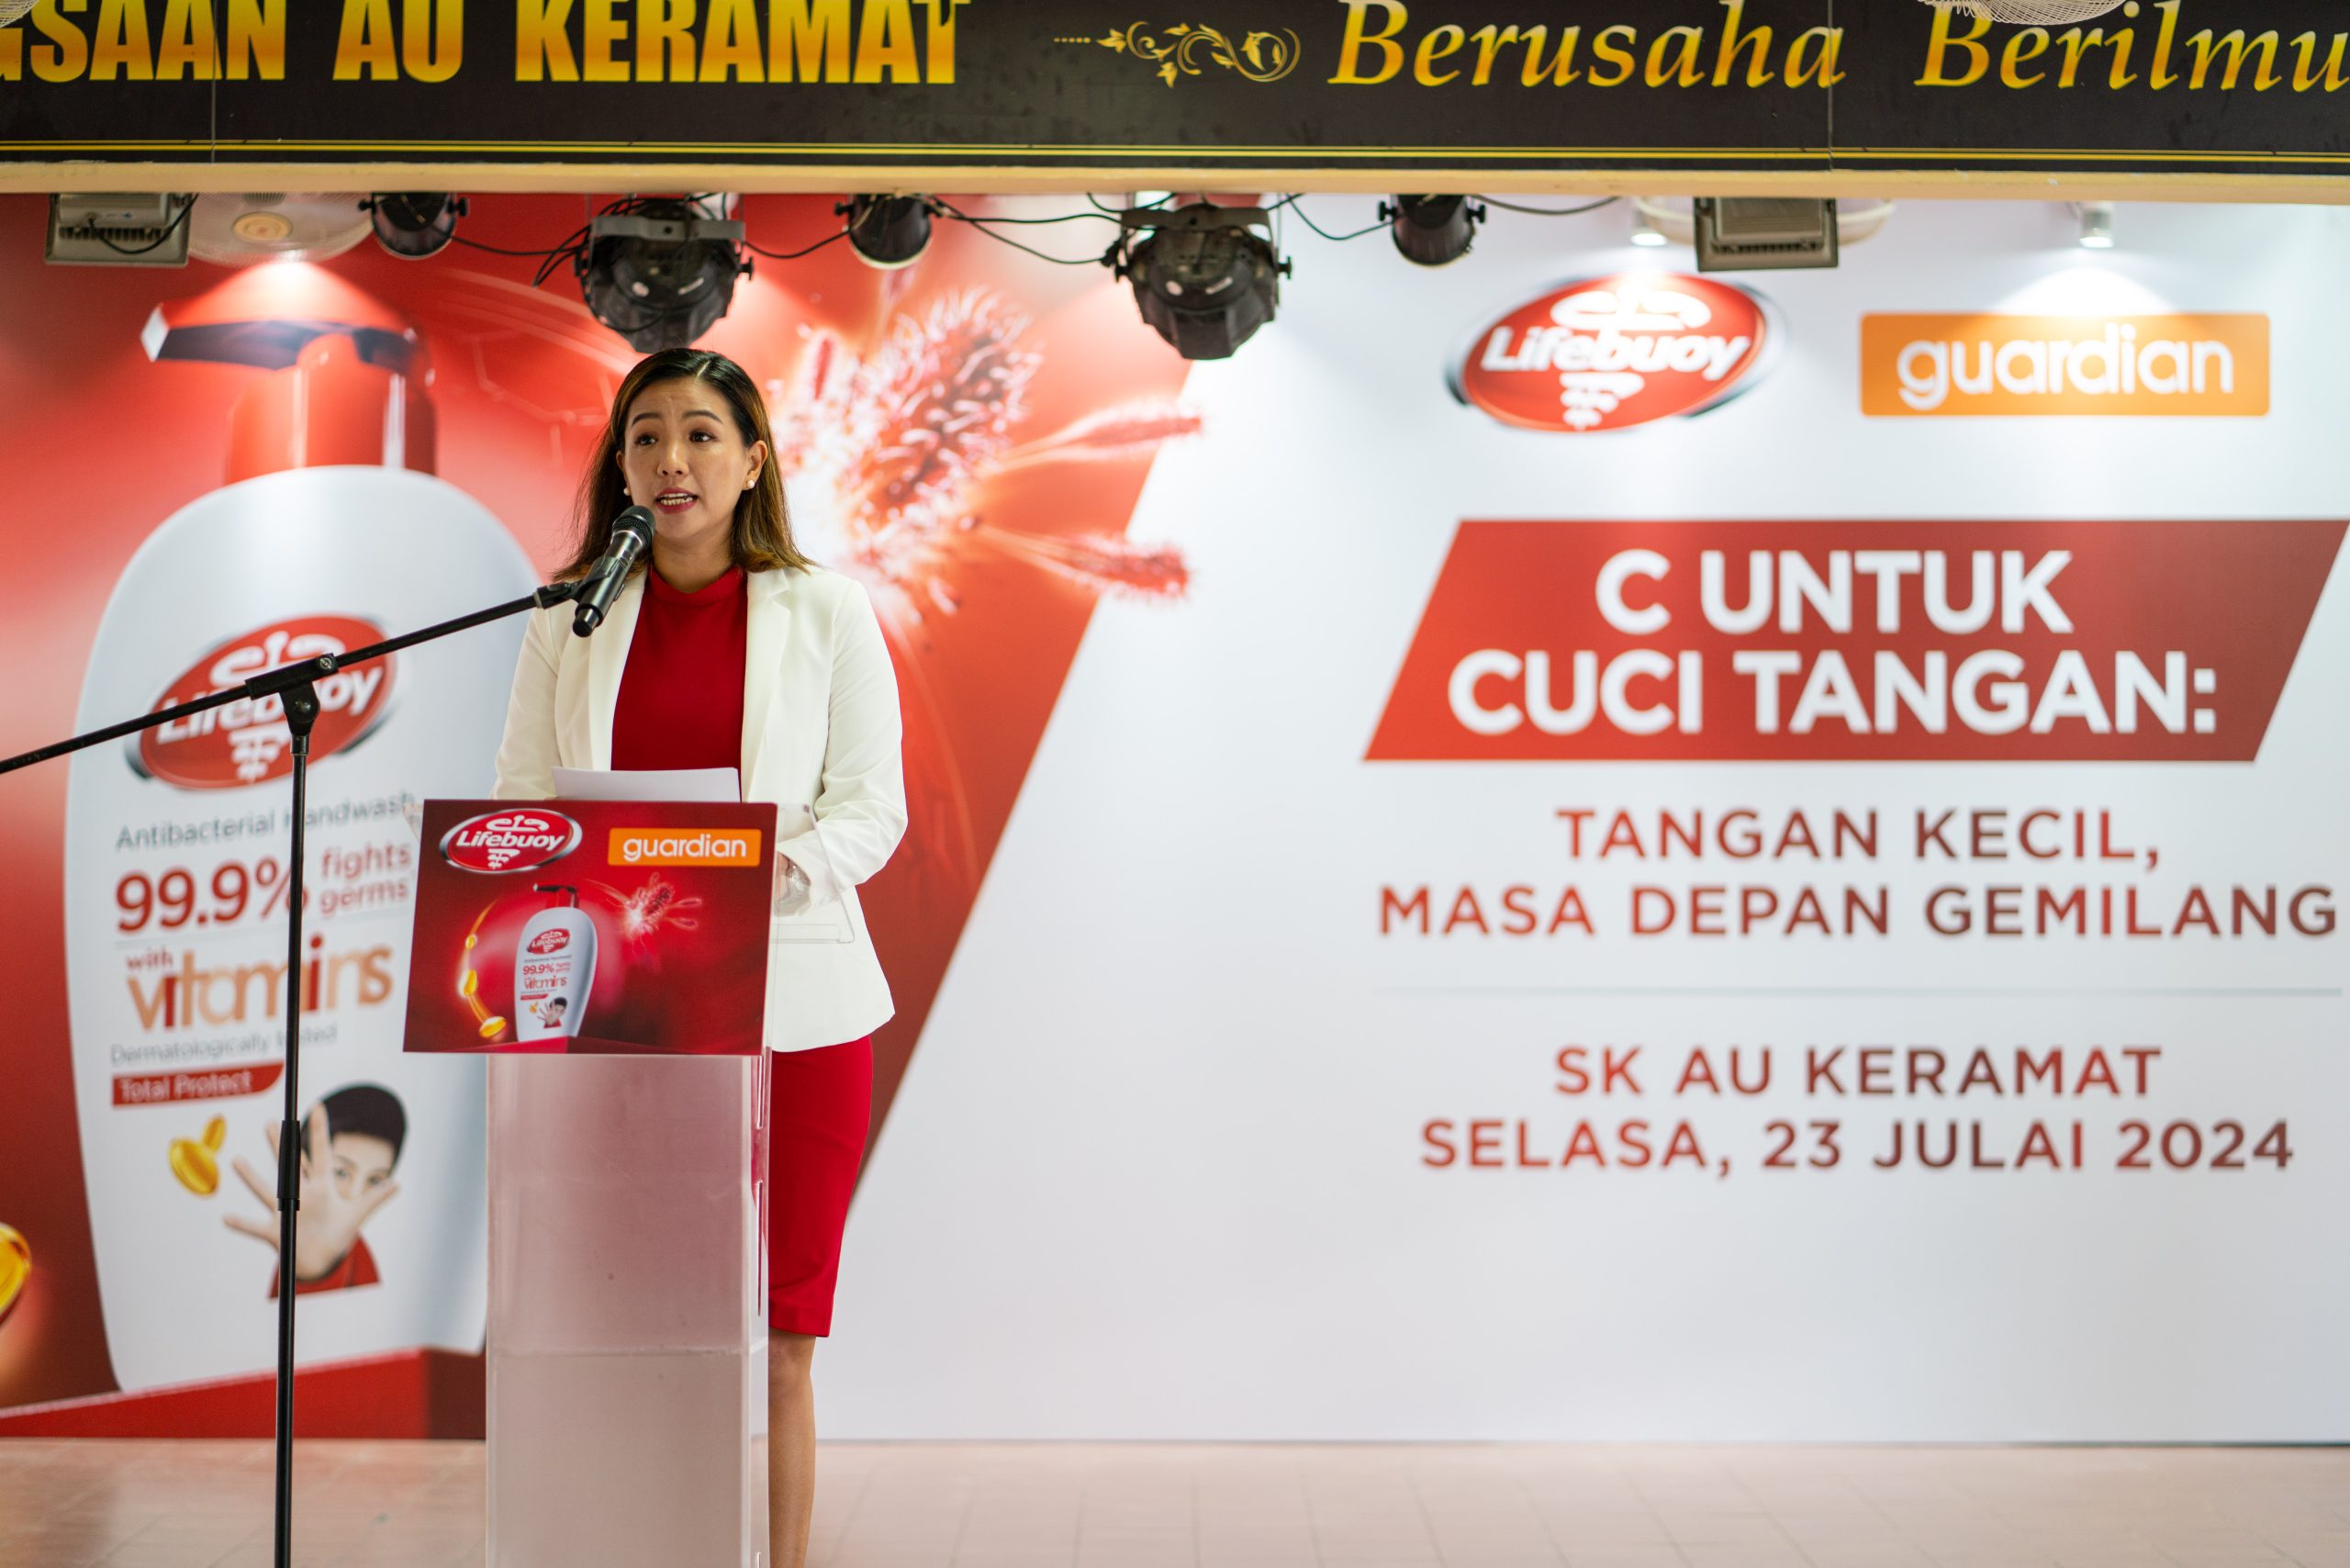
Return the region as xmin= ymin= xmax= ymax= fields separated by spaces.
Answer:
xmin=1 ymin=1 xmax=2344 ymax=180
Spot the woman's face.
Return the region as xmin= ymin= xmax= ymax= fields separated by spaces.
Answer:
xmin=615 ymin=377 xmax=767 ymax=561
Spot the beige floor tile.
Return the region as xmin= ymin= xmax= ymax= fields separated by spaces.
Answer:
xmin=0 ymin=1440 xmax=2342 ymax=1568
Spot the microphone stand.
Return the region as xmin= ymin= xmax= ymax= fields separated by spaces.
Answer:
xmin=0 ymin=577 xmax=588 ymax=1568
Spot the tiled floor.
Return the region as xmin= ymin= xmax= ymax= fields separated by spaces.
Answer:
xmin=1 ymin=1440 xmax=2345 ymax=1568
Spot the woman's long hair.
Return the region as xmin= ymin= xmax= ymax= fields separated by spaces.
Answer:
xmin=557 ymin=348 xmax=811 ymax=580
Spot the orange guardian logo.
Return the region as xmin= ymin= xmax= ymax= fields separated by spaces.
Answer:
xmin=1862 ymin=314 xmax=2269 ymax=417
xmin=606 ymin=827 xmax=763 ymax=868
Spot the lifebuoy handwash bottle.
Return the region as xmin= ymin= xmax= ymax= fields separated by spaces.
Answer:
xmin=63 ymin=265 xmax=536 ymax=1394
xmin=516 ymin=886 xmax=597 ymax=1042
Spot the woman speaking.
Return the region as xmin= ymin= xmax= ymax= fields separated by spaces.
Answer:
xmin=492 ymin=347 xmax=905 ymax=1568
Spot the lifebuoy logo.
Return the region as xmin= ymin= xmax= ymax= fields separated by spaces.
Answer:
xmin=525 ymin=928 xmax=571 ymax=955
xmin=1450 ymin=273 xmax=1774 ymax=433
xmin=1863 ymin=314 xmax=2269 ymax=417
xmin=134 ymin=617 xmax=394 ymax=789
xmin=439 ymin=810 xmax=583 ymax=874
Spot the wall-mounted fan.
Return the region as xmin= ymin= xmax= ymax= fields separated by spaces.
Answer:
xmin=189 ymin=194 xmax=374 ymax=267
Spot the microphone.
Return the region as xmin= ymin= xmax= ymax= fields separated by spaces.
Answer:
xmin=571 ymin=506 xmax=655 ymax=636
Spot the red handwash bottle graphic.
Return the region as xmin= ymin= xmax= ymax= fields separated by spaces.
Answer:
xmin=64 ymin=266 xmax=536 ymax=1390
xmin=516 ymin=885 xmax=598 ymax=1042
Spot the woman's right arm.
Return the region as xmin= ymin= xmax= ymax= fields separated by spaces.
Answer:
xmin=491 ymin=605 xmax=561 ymax=801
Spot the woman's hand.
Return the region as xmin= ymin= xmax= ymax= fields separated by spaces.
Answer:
xmin=772 ymin=850 xmax=812 ymax=914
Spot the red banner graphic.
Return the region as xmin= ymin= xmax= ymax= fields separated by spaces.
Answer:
xmin=111 ymin=1063 xmax=285 ymax=1107
xmin=1368 ymin=521 xmax=2345 ymax=762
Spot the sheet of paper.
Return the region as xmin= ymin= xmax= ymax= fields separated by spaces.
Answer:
xmin=551 ymin=766 xmax=741 ymax=802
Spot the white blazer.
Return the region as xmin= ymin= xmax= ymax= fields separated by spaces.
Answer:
xmin=491 ymin=565 xmax=907 ymax=1052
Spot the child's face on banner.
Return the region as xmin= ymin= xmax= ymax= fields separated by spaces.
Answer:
xmin=330 ymin=1135 xmax=398 ymax=1204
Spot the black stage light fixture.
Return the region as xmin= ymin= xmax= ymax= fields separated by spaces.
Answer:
xmin=1112 ymin=203 xmax=1289 ymax=361
xmin=576 ymin=198 xmax=750 ymax=352
xmin=1692 ymin=196 xmax=1839 ymax=272
xmin=1382 ymin=195 xmax=1483 ymax=266
xmin=366 ymin=194 xmax=468 ymax=259
xmin=841 ymin=195 xmax=934 ymax=268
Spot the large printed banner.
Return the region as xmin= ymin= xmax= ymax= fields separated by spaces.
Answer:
xmin=0 ymin=192 xmax=1191 ymax=1421
xmin=4 ymin=2 xmax=2350 ymax=178
xmin=819 ymin=200 xmax=2350 ymax=1440
xmin=0 ymin=192 xmax=2345 ymax=1439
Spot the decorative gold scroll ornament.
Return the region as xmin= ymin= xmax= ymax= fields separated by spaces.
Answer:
xmin=1063 ymin=23 xmax=1301 ymax=87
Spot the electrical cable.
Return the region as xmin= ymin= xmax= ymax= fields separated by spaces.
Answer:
xmin=529 ymin=225 xmax=593 ymax=288
xmin=742 ymin=228 xmax=850 ymax=261
xmin=448 ymin=233 xmax=582 ymax=259
xmin=1479 ymin=196 xmax=1619 ymax=217
xmin=933 ymin=201 xmax=1117 ymax=265
xmin=95 ymin=196 xmax=195 ymax=257
xmin=1089 ymin=192 xmax=1177 ymax=216
xmin=1270 ymin=196 xmax=1387 ymax=244
xmin=929 ymin=206 xmax=1121 ymax=227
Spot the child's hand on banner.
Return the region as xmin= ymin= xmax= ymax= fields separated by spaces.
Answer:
xmin=224 ymin=1104 xmax=400 ymax=1282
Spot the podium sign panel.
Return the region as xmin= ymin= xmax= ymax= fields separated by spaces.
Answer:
xmin=404 ymin=798 xmax=778 ymax=1056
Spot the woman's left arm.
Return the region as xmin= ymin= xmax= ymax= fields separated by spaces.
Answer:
xmin=785 ymin=577 xmax=907 ymax=903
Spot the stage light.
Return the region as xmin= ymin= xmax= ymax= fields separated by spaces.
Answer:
xmin=2076 ymin=201 xmax=2116 ymax=250
xmin=367 ymin=194 xmax=467 ymax=259
xmin=576 ymin=198 xmax=749 ymax=353
xmin=1693 ymin=197 xmax=1839 ymax=272
xmin=1112 ymin=204 xmax=1289 ymax=361
xmin=1383 ymin=195 xmax=1483 ymax=267
xmin=1628 ymin=204 xmax=1670 ymax=247
xmin=841 ymin=196 xmax=934 ymax=268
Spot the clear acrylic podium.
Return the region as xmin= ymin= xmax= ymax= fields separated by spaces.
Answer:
xmin=477 ymin=802 xmax=848 ymax=1568
xmin=485 ymin=1051 xmax=770 ymax=1566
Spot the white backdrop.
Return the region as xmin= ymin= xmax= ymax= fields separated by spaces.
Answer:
xmin=825 ymin=200 xmax=2350 ymax=1439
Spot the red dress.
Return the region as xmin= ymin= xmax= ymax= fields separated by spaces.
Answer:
xmin=613 ymin=564 xmax=872 ymax=1338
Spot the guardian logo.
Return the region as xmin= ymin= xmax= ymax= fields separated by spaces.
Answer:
xmin=1862 ymin=314 xmax=2270 ymax=417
